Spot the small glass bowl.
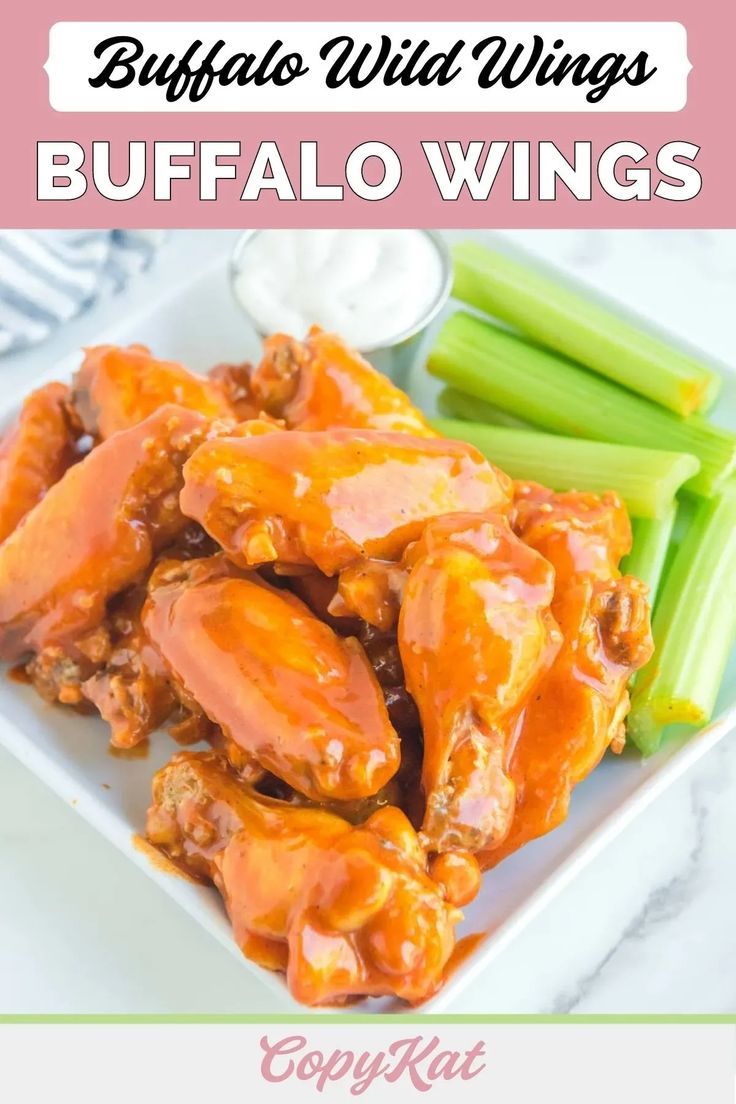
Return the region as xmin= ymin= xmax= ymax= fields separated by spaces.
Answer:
xmin=228 ymin=229 xmax=453 ymax=385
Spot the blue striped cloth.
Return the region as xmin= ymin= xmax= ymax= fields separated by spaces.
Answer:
xmin=0 ymin=230 xmax=164 ymax=355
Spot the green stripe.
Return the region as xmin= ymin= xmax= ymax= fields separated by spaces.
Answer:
xmin=0 ymin=1015 xmax=733 ymax=1024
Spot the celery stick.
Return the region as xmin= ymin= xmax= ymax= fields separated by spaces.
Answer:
xmin=428 ymin=312 xmax=736 ymax=497
xmin=438 ymin=386 xmax=535 ymax=430
xmin=622 ymin=503 xmax=678 ymax=599
xmin=627 ymin=485 xmax=736 ymax=755
xmin=433 ymin=418 xmax=699 ymax=520
xmin=621 ymin=505 xmax=678 ymax=697
xmin=452 ymin=241 xmax=721 ymax=416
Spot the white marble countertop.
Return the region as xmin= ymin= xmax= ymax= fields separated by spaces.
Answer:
xmin=0 ymin=229 xmax=734 ymax=1015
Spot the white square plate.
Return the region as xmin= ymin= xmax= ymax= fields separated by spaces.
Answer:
xmin=0 ymin=237 xmax=733 ymax=1014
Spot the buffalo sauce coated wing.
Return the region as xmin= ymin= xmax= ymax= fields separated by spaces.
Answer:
xmin=143 ymin=555 xmax=400 ymax=802
xmin=147 ymin=751 xmax=480 ymax=1005
xmin=180 ymin=426 xmax=512 ymax=576
xmin=0 ymin=382 xmax=78 ymax=543
xmin=0 ymin=405 xmax=210 ymax=660
xmin=480 ymin=484 xmax=654 ymax=866
xmin=79 ymin=586 xmax=177 ymax=749
xmin=512 ymin=483 xmax=633 ymax=588
xmin=72 ymin=344 xmax=235 ymax=439
xmin=250 ymin=326 xmax=435 ymax=435
xmin=399 ymin=513 xmax=562 ymax=853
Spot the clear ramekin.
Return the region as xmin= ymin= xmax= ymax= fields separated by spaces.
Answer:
xmin=228 ymin=229 xmax=453 ymax=384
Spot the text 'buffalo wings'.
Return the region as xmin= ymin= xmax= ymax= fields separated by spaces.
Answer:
xmin=0 ymin=334 xmax=654 ymax=1006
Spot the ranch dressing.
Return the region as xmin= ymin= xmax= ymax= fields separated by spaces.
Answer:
xmin=232 ymin=229 xmax=448 ymax=351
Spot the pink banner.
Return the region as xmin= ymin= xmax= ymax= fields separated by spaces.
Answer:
xmin=0 ymin=0 xmax=732 ymax=227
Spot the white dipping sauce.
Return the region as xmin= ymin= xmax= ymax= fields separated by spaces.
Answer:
xmin=233 ymin=229 xmax=446 ymax=350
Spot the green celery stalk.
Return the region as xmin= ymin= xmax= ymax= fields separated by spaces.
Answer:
xmin=433 ymin=418 xmax=699 ymax=520
xmin=427 ymin=311 xmax=736 ymax=498
xmin=622 ymin=503 xmax=678 ymax=600
xmin=438 ymin=386 xmax=535 ymax=430
xmin=452 ymin=241 xmax=722 ymax=416
xmin=627 ymin=485 xmax=736 ymax=755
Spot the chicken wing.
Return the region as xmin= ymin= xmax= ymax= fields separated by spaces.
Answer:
xmin=250 ymin=326 xmax=435 ymax=435
xmin=79 ymin=586 xmax=177 ymax=749
xmin=0 ymin=382 xmax=78 ymax=543
xmin=147 ymin=751 xmax=479 ymax=1005
xmin=252 ymin=721 xmax=423 ymax=835
xmin=399 ymin=512 xmax=561 ymax=853
xmin=511 ymin=482 xmax=633 ymax=587
xmin=181 ymin=426 xmax=512 ymax=576
xmin=481 ymin=485 xmax=654 ymax=866
xmin=143 ymin=555 xmax=400 ymax=802
xmin=72 ymin=344 xmax=235 ymax=438
xmin=0 ymin=405 xmax=210 ymax=660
